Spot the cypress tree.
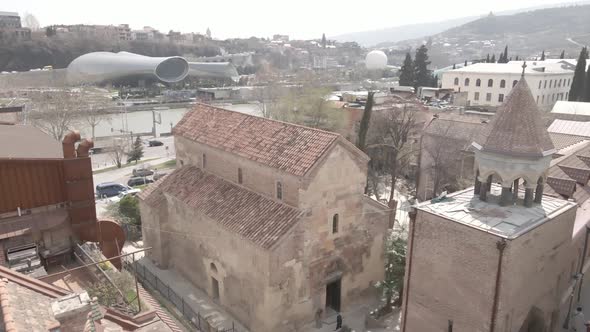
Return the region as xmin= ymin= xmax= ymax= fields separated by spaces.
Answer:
xmin=321 ymin=33 xmax=326 ymax=48
xmin=486 ymin=54 xmax=490 ymax=63
xmin=491 ymin=54 xmax=496 ymax=63
xmin=464 ymin=60 xmax=468 ymax=67
xmin=452 ymin=63 xmax=456 ymax=69
xmin=585 ymin=66 xmax=590 ymax=102
xmin=540 ymin=50 xmax=545 ymax=61
xmin=560 ymin=50 xmax=565 ymax=59
xmin=569 ymin=47 xmax=588 ymax=101
xmin=413 ymin=45 xmax=432 ymax=89
xmin=127 ymin=136 xmax=144 ymax=164
xmin=515 ymin=55 xmax=519 ymax=61
xmin=503 ymin=45 xmax=509 ymax=63
xmin=399 ymin=53 xmax=414 ymax=86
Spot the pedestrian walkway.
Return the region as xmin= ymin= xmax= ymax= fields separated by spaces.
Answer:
xmin=302 ymin=301 xmax=400 ymax=332
xmin=136 ymin=257 xmax=248 ymax=332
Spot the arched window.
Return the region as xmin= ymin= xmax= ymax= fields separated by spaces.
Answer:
xmin=558 ymin=79 xmax=562 ymax=87
xmin=476 ymin=79 xmax=481 ymax=87
xmin=500 ymin=79 xmax=506 ymax=88
xmin=454 ymin=77 xmax=459 ymax=86
xmin=464 ymin=78 xmax=470 ymax=86
xmin=276 ymin=181 xmax=283 ymax=200
xmin=538 ymin=81 xmax=542 ymax=89
xmin=332 ymin=214 xmax=339 ymax=234
xmin=202 ymin=153 xmax=207 ymax=168
xmin=488 ymin=79 xmax=493 ymax=87
xmin=210 ymin=262 xmax=218 ymax=273
xmin=237 ymin=168 xmax=243 ymax=184
xmin=513 ymin=80 xmax=518 ymax=87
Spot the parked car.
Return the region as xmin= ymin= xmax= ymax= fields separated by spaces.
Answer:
xmin=96 ymin=182 xmax=131 ymax=198
xmin=153 ymin=172 xmax=168 ymax=181
xmin=148 ymin=140 xmax=164 ymax=147
xmin=132 ymin=166 xmax=154 ymax=177
xmin=89 ymin=147 xmax=103 ymax=155
xmin=109 ymin=188 xmax=142 ymax=203
xmin=127 ymin=177 xmax=154 ymax=187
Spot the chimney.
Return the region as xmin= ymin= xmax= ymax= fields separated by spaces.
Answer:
xmin=62 ymin=131 xmax=81 ymax=158
xmin=51 ymin=291 xmax=92 ymax=331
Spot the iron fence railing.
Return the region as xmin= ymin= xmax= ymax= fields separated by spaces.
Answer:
xmin=123 ymin=259 xmax=237 ymax=332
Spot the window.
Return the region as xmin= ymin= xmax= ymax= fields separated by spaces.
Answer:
xmin=486 ymin=93 xmax=492 ymax=102
xmin=500 ymin=79 xmax=506 ymax=88
xmin=202 ymin=153 xmax=207 ymax=168
xmin=536 ymin=96 xmax=539 ymax=104
xmin=237 ymin=168 xmax=243 ymax=184
xmin=498 ymin=94 xmax=504 ymax=102
xmin=552 ymin=94 xmax=555 ymax=101
xmin=538 ymin=81 xmax=542 ymax=89
xmin=568 ymin=79 xmax=571 ymax=87
xmin=454 ymin=77 xmax=459 ymax=86
xmin=332 ymin=214 xmax=339 ymax=234
xmin=566 ymin=92 xmax=569 ymax=99
xmin=276 ymin=181 xmax=283 ymax=200
xmin=476 ymin=79 xmax=481 ymax=87
xmin=513 ymin=80 xmax=518 ymax=87
xmin=488 ymin=79 xmax=493 ymax=87
xmin=542 ymin=95 xmax=545 ymax=104
xmin=558 ymin=79 xmax=562 ymax=87
xmin=474 ymin=92 xmax=480 ymax=101
xmin=544 ymin=80 xmax=547 ymax=89
xmin=464 ymin=78 xmax=470 ymax=86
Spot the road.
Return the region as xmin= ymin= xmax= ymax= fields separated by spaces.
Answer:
xmin=91 ymin=136 xmax=175 ymax=170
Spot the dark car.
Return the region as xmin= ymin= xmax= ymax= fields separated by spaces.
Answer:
xmin=96 ymin=182 xmax=130 ymax=198
xmin=132 ymin=167 xmax=154 ymax=177
xmin=128 ymin=177 xmax=154 ymax=187
xmin=148 ymin=140 xmax=164 ymax=147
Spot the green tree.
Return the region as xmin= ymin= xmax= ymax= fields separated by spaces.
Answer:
xmin=119 ymin=195 xmax=141 ymax=225
xmin=540 ymin=50 xmax=545 ymax=61
xmin=376 ymin=231 xmax=406 ymax=313
xmin=560 ymin=50 xmax=565 ymax=59
xmin=497 ymin=45 xmax=509 ymax=63
xmin=486 ymin=54 xmax=490 ymax=63
xmin=356 ymin=92 xmax=374 ymax=152
xmin=569 ymin=47 xmax=588 ymax=101
xmin=490 ymin=54 xmax=496 ymax=63
xmin=585 ymin=66 xmax=590 ymax=102
xmin=413 ymin=45 xmax=431 ymax=89
xmin=321 ymin=33 xmax=326 ymax=49
xmin=126 ymin=136 xmax=144 ymax=164
xmin=464 ymin=60 xmax=468 ymax=67
xmin=452 ymin=63 xmax=456 ymax=69
xmin=399 ymin=53 xmax=414 ymax=86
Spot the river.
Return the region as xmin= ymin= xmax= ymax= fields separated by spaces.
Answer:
xmin=78 ymin=103 xmax=262 ymax=139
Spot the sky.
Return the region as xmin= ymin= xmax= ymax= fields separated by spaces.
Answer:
xmin=6 ymin=0 xmax=583 ymax=40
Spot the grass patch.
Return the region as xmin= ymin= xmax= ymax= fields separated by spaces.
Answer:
xmin=93 ymin=157 xmax=160 ymax=174
xmin=151 ymin=159 xmax=176 ymax=170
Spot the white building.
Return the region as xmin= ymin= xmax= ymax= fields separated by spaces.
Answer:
xmin=441 ymin=62 xmax=573 ymax=109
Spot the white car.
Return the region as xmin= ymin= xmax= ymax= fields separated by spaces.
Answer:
xmin=109 ymin=188 xmax=142 ymax=203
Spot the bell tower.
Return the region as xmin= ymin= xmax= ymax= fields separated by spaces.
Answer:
xmin=472 ymin=62 xmax=555 ymax=207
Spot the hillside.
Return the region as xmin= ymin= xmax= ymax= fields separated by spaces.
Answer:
xmin=386 ymin=4 xmax=590 ymax=68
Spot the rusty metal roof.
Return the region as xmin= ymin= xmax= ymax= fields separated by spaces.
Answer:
xmin=139 ymin=166 xmax=302 ymax=249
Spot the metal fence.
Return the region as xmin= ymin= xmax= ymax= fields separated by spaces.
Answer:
xmin=123 ymin=259 xmax=237 ymax=332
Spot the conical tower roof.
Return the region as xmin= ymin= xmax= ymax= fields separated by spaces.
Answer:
xmin=474 ymin=76 xmax=554 ymax=158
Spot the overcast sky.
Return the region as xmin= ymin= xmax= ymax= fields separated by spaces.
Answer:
xmin=7 ymin=0 xmax=580 ymax=39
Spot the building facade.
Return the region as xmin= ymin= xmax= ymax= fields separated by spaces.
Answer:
xmin=441 ymin=62 xmax=573 ymax=110
xmin=402 ymin=76 xmax=589 ymax=331
xmin=0 ymin=12 xmax=30 ymax=40
xmin=139 ymin=104 xmax=389 ymax=331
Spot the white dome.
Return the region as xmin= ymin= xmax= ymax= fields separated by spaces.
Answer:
xmin=365 ymin=50 xmax=388 ymax=70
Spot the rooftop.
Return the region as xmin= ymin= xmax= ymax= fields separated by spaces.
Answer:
xmin=0 ymin=125 xmax=63 ymax=159
xmin=451 ymin=62 xmax=573 ymax=74
xmin=139 ymin=166 xmax=302 ymax=249
xmin=548 ymin=119 xmax=590 ymax=138
xmin=173 ymin=103 xmax=339 ymax=177
xmin=417 ymin=185 xmax=575 ymax=239
xmin=551 ymin=101 xmax=590 ymax=117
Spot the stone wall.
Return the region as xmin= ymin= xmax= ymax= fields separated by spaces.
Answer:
xmin=175 ymin=136 xmax=300 ymax=206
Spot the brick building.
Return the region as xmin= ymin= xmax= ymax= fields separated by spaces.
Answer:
xmin=402 ymin=74 xmax=590 ymax=331
xmin=139 ymin=104 xmax=389 ymax=331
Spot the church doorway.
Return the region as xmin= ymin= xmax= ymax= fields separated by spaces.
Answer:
xmin=325 ymin=278 xmax=341 ymax=312
xmin=211 ymin=277 xmax=220 ymax=300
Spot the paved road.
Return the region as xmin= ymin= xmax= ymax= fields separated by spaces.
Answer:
xmin=91 ymin=136 xmax=175 ymax=170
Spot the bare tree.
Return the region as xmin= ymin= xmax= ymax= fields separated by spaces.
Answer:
xmin=366 ymin=105 xmax=417 ymax=203
xmin=29 ymin=90 xmax=82 ymax=141
xmin=109 ymin=139 xmax=127 ymax=168
xmin=78 ymin=91 xmax=112 ymax=140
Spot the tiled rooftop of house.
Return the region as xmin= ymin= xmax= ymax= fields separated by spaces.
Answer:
xmin=545 ymin=141 xmax=590 ymax=204
xmin=417 ymin=184 xmax=575 ymax=239
xmin=548 ymin=119 xmax=590 ymax=138
xmin=173 ymin=103 xmax=339 ymax=177
xmin=139 ymin=166 xmax=302 ymax=249
xmin=2 ymin=280 xmax=60 ymax=331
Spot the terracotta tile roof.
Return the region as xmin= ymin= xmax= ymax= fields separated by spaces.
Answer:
xmin=2 ymin=280 xmax=60 ymax=332
xmin=173 ymin=103 xmax=339 ymax=177
xmin=545 ymin=143 xmax=590 ymax=202
xmin=549 ymin=133 xmax=588 ymax=151
xmin=474 ymin=78 xmax=554 ymax=157
xmin=139 ymin=166 xmax=302 ymax=249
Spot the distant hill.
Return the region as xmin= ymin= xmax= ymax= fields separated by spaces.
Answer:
xmin=331 ymin=16 xmax=477 ymax=47
xmin=331 ymin=1 xmax=590 ymax=47
xmin=382 ymin=4 xmax=590 ymax=68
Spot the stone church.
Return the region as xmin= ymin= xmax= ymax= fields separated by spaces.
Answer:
xmin=139 ymin=104 xmax=389 ymax=331
xmin=402 ymin=70 xmax=590 ymax=331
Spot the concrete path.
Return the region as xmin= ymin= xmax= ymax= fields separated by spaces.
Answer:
xmin=304 ymin=302 xmax=400 ymax=332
